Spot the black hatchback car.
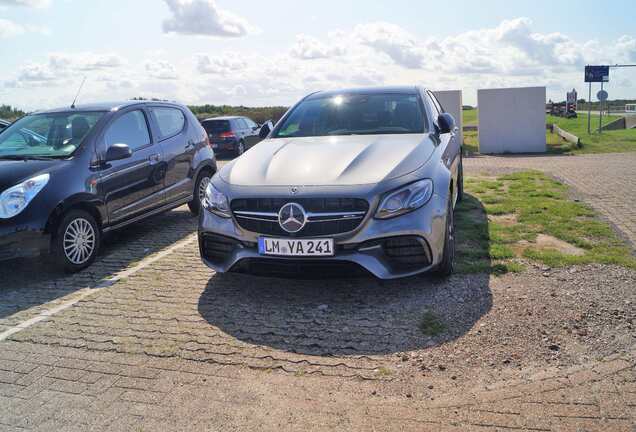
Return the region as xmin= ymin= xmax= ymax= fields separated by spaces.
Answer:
xmin=200 ymin=116 xmax=269 ymax=156
xmin=0 ymin=101 xmax=216 ymax=272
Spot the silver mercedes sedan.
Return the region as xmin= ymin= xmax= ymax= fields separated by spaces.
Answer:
xmin=198 ymin=86 xmax=463 ymax=279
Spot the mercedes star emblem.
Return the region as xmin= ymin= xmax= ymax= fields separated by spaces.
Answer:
xmin=278 ymin=202 xmax=307 ymax=233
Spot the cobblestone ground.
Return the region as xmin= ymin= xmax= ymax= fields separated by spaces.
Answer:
xmin=0 ymin=153 xmax=635 ymax=431
xmin=464 ymin=152 xmax=636 ymax=247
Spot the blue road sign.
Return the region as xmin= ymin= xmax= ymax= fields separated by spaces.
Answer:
xmin=585 ymin=65 xmax=609 ymax=83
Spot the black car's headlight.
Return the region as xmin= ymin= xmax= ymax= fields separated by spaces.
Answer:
xmin=375 ymin=179 xmax=433 ymax=219
xmin=0 ymin=173 xmax=50 ymax=219
xmin=203 ymin=182 xmax=231 ymax=218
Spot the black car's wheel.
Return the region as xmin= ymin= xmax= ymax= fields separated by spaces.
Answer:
xmin=52 ymin=209 xmax=100 ymax=273
xmin=457 ymin=151 xmax=464 ymax=203
xmin=188 ymin=169 xmax=212 ymax=215
xmin=434 ymin=197 xmax=455 ymax=277
xmin=235 ymin=140 xmax=245 ymax=157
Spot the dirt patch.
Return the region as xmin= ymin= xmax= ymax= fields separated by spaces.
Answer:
xmin=515 ymin=234 xmax=585 ymax=256
xmin=488 ymin=213 xmax=517 ymax=226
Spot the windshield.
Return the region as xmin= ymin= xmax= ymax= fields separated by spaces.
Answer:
xmin=272 ymin=93 xmax=427 ymax=138
xmin=0 ymin=111 xmax=104 ymax=158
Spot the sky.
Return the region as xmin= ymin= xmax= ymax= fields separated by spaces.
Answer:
xmin=1 ymin=0 xmax=635 ymax=110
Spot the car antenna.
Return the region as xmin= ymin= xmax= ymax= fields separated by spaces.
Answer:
xmin=70 ymin=76 xmax=87 ymax=109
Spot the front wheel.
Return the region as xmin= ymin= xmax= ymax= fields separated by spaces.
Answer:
xmin=434 ymin=197 xmax=455 ymax=277
xmin=52 ymin=210 xmax=101 ymax=273
xmin=456 ymin=152 xmax=464 ymax=203
xmin=188 ymin=170 xmax=212 ymax=215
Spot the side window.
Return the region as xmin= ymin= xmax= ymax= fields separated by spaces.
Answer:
xmin=105 ymin=110 xmax=150 ymax=151
xmin=235 ymin=118 xmax=248 ymax=130
xmin=150 ymin=107 xmax=185 ymax=140
xmin=244 ymin=118 xmax=258 ymax=129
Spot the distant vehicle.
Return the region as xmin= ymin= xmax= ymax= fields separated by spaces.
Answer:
xmin=0 ymin=101 xmax=216 ymax=272
xmin=0 ymin=119 xmax=9 ymax=132
xmin=199 ymin=86 xmax=462 ymax=279
xmin=200 ymin=116 xmax=271 ymax=156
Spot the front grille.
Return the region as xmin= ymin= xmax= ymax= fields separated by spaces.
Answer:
xmin=230 ymin=258 xmax=371 ymax=279
xmin=231 ymin=198 xmax=369 ymax=237
xmin=200 ymin=233 xmax=241 ymax=264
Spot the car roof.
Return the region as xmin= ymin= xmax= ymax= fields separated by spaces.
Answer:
xmin=201 ymin=116 xmax=243 ymax=121
xmin=0 ymin=119 xmax=9 ymax=125
xmin=31 ymin=100 xmax=185 ymax=115
xmin=306 ymin=86 xmax=423 ymax=100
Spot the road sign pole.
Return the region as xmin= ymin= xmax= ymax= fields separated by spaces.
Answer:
xmin=599 ymin=82 xmax=603 ymax=134
xmin=587 ymin=82 xmax=592 ymax=134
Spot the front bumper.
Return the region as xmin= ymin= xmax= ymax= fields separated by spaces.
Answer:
xmin=0 ymin=227 xmax=50 ymax=262
xmin=198 ymin=192 xmax=448 ymax=279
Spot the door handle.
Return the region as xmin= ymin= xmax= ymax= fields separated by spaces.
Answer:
xmin=148 ymin=154 xmax=161 ymax=165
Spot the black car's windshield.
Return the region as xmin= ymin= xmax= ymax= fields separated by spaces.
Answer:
xmin=0 ymin=111 xmax=104 ymax=158
xmin=273 ymin=93 xmax=427 ymax=138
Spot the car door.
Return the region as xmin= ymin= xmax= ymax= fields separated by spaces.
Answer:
xmin=98 ymin=108 xmax=166 ymax=224
xmin=427 ymin=91 xmax=460 ymax=203
xmin=148 ymin=106 xmax=192 ymax=204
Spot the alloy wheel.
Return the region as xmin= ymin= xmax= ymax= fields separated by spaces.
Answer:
xmin=198 ymin=176 xmax=211 ymax=204
xmin=63 ymin=218 xmax=96 ymax=265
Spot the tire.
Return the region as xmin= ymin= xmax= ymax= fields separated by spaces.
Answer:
xmin=235 ymin=140 xmax=245 ymax=157
xmin=52 ymin=210 xmax=101 ymax=273
xmin=188 ymin=169 xmax=213 ymax=215
xmin=456 ymin=151 xmax=464 ymax=203
xmin=434 ymin=197 xmax=455 ymax=277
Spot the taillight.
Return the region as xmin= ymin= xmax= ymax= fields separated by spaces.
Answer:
xmin=220 ymin=131 xmax=235 ymax=138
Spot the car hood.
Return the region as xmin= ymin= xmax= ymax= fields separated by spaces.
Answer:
xmin=0 ymin=159 xmax=59 ymax=192
xmin=219 ymin=134 xmax=437 ymax=186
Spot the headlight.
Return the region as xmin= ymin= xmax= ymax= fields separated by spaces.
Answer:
xmin=203 ymin=182 xmax=231 ymax=218
xmin=375 ymin=179 xmax=433 ymax=219
xmin=0 ymin=173 xmax=50 ymax=219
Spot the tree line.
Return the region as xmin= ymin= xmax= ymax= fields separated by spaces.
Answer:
xmin=1 ymin=102 xmax=289 ymax=124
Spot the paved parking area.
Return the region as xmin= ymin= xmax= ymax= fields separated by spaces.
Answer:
xmin=465 ymin=152 xmax=636 ymax=247
xmin=0 ymin=154 xmax=635 ymax=431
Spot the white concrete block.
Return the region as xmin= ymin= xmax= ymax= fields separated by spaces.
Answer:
xmin=478 ymin=87 xmax=546 ymax=154
xmin=433 ymin=90 xmax=463 ymax=148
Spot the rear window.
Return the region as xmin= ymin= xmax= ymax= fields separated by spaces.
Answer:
xmin=151 ymin=107 xmax=185 ymax=139
xmin=202 ymin=120 xmax=230 ymax=134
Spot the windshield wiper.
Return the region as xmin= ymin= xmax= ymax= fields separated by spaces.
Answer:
xmin=0 ymin=155 xmax=59 ymax=161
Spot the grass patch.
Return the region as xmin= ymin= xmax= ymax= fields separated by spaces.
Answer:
xmin=419 ymin=311 xmax=446 ymax=336
xmin=462 ymin=110 xmax=636 ymax=155
xmin=455 ymin=171 xmax=636 ymax=274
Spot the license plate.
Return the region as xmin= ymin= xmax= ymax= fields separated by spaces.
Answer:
xmin=258 ymin=237 xmax=334 ymax=257
xmin=211 ymin=143 xmax=218 ymax=149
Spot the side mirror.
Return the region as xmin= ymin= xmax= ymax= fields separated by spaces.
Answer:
xmin=259 ymin=121 xmax=272 ymax=139
xmin=105 ymin=143 xmax=132 ymax=162
xmin=437 ymin=113 xmax=456 ymax=134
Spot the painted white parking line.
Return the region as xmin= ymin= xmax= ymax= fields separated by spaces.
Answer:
xmin=0 ymin=233 xmax=198 ymax=342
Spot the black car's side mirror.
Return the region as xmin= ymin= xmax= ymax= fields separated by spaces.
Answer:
xmin=259 ymin=122 xmax=272 ymax=139
xmin=437 ymin=113 xmax=456 ymax=134
xmin=105 ymin=143 xmax=133 ymax=162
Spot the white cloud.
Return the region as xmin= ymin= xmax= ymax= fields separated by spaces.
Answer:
xmin=0 ymin=0 xmax=50 ymax=7
xmin=353 ymin=22 xmax=425 ymax=69
xmin=145 ymin=60 xmax=179 ymax=80
xmin=290 ymin=34 xmax=345 ymax=60
xmin=195 ymin=54 xmax=246 ymax=75
xmin=0 ymin=18 xmax=24 ymax=38
xmin=49 ymin=52 xmax=125 ymax=71
xmin=162 ymin=0 xmax=254 ymax=37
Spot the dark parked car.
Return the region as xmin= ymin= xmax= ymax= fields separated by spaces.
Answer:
xmin=200 ymin=116 xmax=271 ymax=156
xmin=0 ymin=119 xmax=9 ymax=132
xmin=0 ymin=101 xmax=216 ymax=272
